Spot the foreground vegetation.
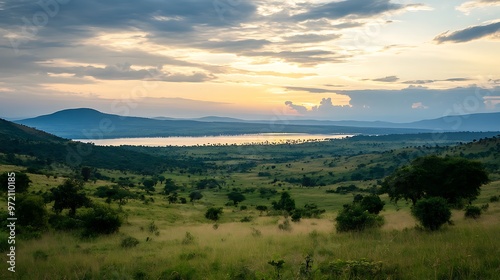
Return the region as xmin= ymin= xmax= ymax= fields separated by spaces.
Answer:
xmin=1 ymin=125 xmax=500 ymax=279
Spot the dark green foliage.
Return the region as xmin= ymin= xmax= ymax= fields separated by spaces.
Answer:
xmin=490 ymin=195 xmax=499 ymax=202
xmin=196 ymin=178 xmax=220 ymax=189
xmin=411 ymin=197 xmax=451 ymax=231
xmin=142 ymin=179 xmax=156 ymax=192
xmin=0 ymin=171 xmax=31 ymax=193
xmin=464 ymin=205 xmax=482 ymax=219
xmin=227 ymin=191 xmax=246 ymax=206
xmin=291 ymin=211 xmax=302 ymax=222
xmin=48 ymin=214 xmax=83 ymax=230
xmin=167 ymin=192 xmax=178 ymax=204
xmin=335 ymin=204 xmax=384 ymax=232
xmin=17 ymin=195 xmax=48 ymax=232
xmin=268 ymin=259 xmax=285 ymax=280
xmin=80 ymin=166 xmax=92 ymax=182
xmin=189 ymin=191 xmax=203 ymax=203
xmin=382 ymin=156 xmax=489 ymax=205
xmin=318 ymin=259 xmax=398 ymax=280
xmin=121 ymin=236 xmax=140 ymax=248
xmin=205 ymin=207 xmax=223 ymax=221
xmin=293 ymin=203 xmax=326 ymax=221
xmin=79 ymin=204 xmax=122 ymax=237
xmin=179 ymin=197 xmax=187 ymax=204
xmin=164 ymin=178 xmax=179 ymax=195
xmin=256 ymin=205 xmax=268 ymax=215
xmin=359 ymin=195 xmax=385 ymax=214
xmin=94 ymin=186 xmax=135 ymax=205
xmin=52 ymin=179 xmax=90 ymax=217
xmin=272 ymin=192 xmax=295 ymax=213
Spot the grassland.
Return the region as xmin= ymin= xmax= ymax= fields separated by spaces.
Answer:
xmin=1 ymin=134 xmax=500 ymax=279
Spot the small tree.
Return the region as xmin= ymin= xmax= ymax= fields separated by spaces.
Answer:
xmin=0 ymin=172 xmax=31 ymax=193
xmin=80 ymin=166 xmax=93 ymax=182
xmin=168 ymin=192 xmax=178 ymax=204
xmin=256 ymin=205 xmax=268 ymax=215
xmin=335 ymin=204 xmax=384 ymax=232
xmin=205 ymin=207 xmax=223 ymax=221
xmin=163 ymin=178 xmax=179 ymax=195
xmin=411 ymin=197 xmax=451 ymax=231
xmin=227 ymin=192 xmax=246 ymax=206
xmin=52 ymin=179 xmax=90 ymax=217
xmin=142 ymin=179 xmax=156 ymax=193
xmin=464 ymin=205 xmax=482 ymax=219
xmin=189 ymin=191 xmax=203 ymax=203
xmin=359 ymin=195 xmax=385 ymax=214
xmin=79 ymin=204 xmax=122 ymax=237
xmin=17 ymin=195 xmax=48 ymax=232
xmin=272 ymin=192 xmax=295 ymax=213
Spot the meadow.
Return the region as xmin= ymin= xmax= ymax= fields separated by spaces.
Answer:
xmin=1 ymin=133 xmax=500 ymax=279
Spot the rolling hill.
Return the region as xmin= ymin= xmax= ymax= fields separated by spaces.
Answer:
xmin=16 ymin=108 xmax=431 ymax=139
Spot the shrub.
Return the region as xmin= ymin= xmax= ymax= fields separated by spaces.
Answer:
xmin=278 ymin=218 xmax=292 ymax=231
xmin=411 ymin=197 xmax=451 ymax=231
xmin=335 ymin=204 xmax=384 ymax=232
xmin=291 ymin=211 xmax=302 ymax=222
xmin=359 ymin=195 xmax=385 ymax=214
xmin=121 ymin=236 xmax=140 ymax=248
xmin=79 ymin=204 xmax=122 ymax=237
xmin=205 ymin=207 xmax=223 ymax=221
xmin=489 ymin=195 xmax=499 ymax=202
xmin=464 ymin=205 xmax=482 ymax=219
xmin=182 ymin=232 xmax=195 ymax=245
xmin=240 ymin=216 xmax=253 ymax=222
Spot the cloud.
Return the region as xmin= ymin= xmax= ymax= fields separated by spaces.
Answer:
xmin=283 ymin=86 xmax=500 ymax=121
xmin=283 ymin=33 xmax=341 ymax=44
xmin=242 ymin=50 xmax=348 ymax=66
xmin=293 ymin=0 xmax=403 ymax=21
xmin=285 ymin=101 xmax=308 ymax=114
xmin=457 ymin=0 xmax=500 ymax=14
xmin=286 ymin=86 xmax=333 ymax=93
xmin=434 ymin=22 xmax=500 ymax=43
xmin=372 ymin=76 xmax=399 ymax=82
xmin=403 ymin=78 xmax=470 ymax=84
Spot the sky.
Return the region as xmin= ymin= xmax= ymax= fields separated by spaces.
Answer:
xmin=0 ymin=0 xmax=499 ymax=122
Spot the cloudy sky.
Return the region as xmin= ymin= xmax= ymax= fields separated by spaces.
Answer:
xmin=0 ymin=0 xmax=499 ymax=122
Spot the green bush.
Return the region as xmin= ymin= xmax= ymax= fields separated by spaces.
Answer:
xmin=359 ymin=195 xmax=385 ymax=214
xmin=205 ymin=207 xmax=223 ymax=221
xmin=464 ymin=205 xmax=482 ymax=219
xmin=489 ymin=195 xmax=499 ymax=202
xmin=411 ymin=197 xmax=451 ymax=231
xmin=79 ymin=204 xmax=122 ymax=237
xmin=121 ymin=236 xmax=140 ymax=248
xmin=335 ymin=204 xmax=384 ymax=232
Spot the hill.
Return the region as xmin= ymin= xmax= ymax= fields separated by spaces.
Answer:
xmin=16 ymin=108 xmax=431 ymax=139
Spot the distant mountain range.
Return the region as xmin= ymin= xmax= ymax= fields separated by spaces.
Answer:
xmin=14 ymin=108 xmax=440 ymax=139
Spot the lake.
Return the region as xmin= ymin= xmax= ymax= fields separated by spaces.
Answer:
xmin=75 ymin=133 xmax=353 ymax=147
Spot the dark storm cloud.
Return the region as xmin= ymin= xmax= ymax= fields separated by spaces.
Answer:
xmin=293 ymin=0 xmax=403 ymax=21
xmin=434 ymin=22 xmax=500 ymax=43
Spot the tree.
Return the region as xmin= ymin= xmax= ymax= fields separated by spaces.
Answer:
xmin=142 ymin=179 xmax=156 ymax=193
xmin=17 ymin=195 xmax=48 ymax=231
xmin=205 ymin=207 xmax=223 ymax=221
xmin=168 ymin=192 xmax=178 ymax=204
xmin=196 ymin=178 xmax=220 ymax=189
xmin=79 ymin=204 xmax=122 ymax=237
xmin=189 ymin=191 xmax=203 ymax=203
xmin=81 ymin=166 xmax=92 ymax=182
xmin=163 ymin=178 xmax=179 ymax=195
xmin=381 ymin=156 xmax=489 ymax=205
xmin=52 ymin=179 xmax=90 ymax=216
xmin=272 ymin=192 xmax=296 ymax=213
xmin=335 ymin=203 xmax=384 ymax=232
xmin=227 ymin=191 xmax=246 ymax=206
xmin=411 ymin=197 xmax=451 ymax=231
xmin=256 ymin=205 xmax=268 ymax=215
xmin=0 ymin=172 xmax=31 ymax=193
xmin=359 ymin=195 xmax=385 ymax=214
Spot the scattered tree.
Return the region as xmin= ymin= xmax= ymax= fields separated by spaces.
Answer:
xmin=256 ymin=205 xmax=268 ymax=215
xmin=359 ymin=195 xmax=385 ymax=214
xmin=227 ymin=191 xmax=246 ymax=206
xmin=0 ymin=172 xmax=31 ymax=193
xmin=272 ymin=192 xmax=296 ymax=213
xmin=189 ymin=191 xmax=203 ymax=203
xmin=382 ymin=156 xmax=489 ymax=205
xmin=163 ymin=178 xmax=179 ymax=195
xmin=205 ymin=207 xmax=223 ymax=221
xmin=17 ymin=195 xmax=48 ymax=232
xmin=52 ymin=179 xmax=90 ymax=217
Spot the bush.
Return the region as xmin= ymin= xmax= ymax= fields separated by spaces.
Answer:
xmin=79 ymin=204 xmax=122 ymax=237
xmin=464 ymin=205 xmax=482 ymax=219
xmin=205 ymin=207 xmax=223 ymax=221
xmin=489 ymin=195 xmax=499 ymax=202
xmin=335 ymin=204 xmax=384 ymax=232
xmin=359 ymin=195 xmax=385 ymax=214
xmin=411 ymin=197 xmax=451 ymax=231
xmin=121 ymin=236 xmax=140 ymax=248
xmin=240 ymin=216 xmax=253 ymax=222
